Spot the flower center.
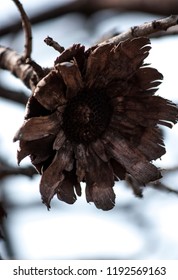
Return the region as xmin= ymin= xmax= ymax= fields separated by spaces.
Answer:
xmin=62 ymin=91 xmax=112 ymax=144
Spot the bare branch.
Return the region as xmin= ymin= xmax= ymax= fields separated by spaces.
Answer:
xmin=12 ymin=0 xmax=32 ymax=60
xmin=0 ymin=86 xmax=28 ymax=106
xmin=44 ymin=36 xmax=65 ymax=53
xmin=0 ymin=46 xmax=33 ymax=89
xmin=99 ymin=15 xmax=178 ymax=46
xmin=150 ymin=181 xmax=178 ymax=196
xmin=0 ymin=159 xmax=37 ymax=179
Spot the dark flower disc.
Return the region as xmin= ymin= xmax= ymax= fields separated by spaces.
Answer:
xmin=62 ymin=91 xmax=112 ymax=144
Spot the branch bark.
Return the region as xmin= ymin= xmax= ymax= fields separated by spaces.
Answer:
xmin=98 ymin=15 xmax=178 ymax=46
xmin=0 ymin=46 xmax=33 ymax=89
xmin=12 ymin=0 xmax=32 ymax=60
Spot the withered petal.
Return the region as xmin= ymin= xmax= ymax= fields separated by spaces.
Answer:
xmin=40 ymin=141 xmax=73 ymax=208
xmin=120 ymin=37 xmax=150 ymax=67
xmin=17 ymin=135 xmax=55 ymax=165
xmin=85 ymin=44 xmax=113 ymax=88
xmin=53 ymin=129 xmax=66 ymax=150
xmin=125 ymin=96 xmax=178 ymax=127
xmin=56 ymin=60 xmax=83 ymax=99
xmin=85 ymin=147 xmax=115 ymax=210
xmin=55 ymin=44 xmax=85 ymax=65
xmin=137 ymin=127 xmax=165 ymax=160
xmin=110 ymin=158 xmax=126 ymax=180
xmin=85 ymin=37 xmax=151 ymax=89
xmin=13 ymin=111 xmax=60 ymax=142
xmin=74 ymin=143 xmax=88 ymax=182
xmin=91 ymin=139 xmax=108 ymax=162
xmin=57 ymin=177 xmax=77 ymax=204
xmin=34 ymin=70 xmax=66 ymax=111
xmin=103 ymin=130 xmax=161 ymax=184
xmin=86 ymin=183 xmax=115 ymax=210
xmin=135 ymin=67 xmax=163 ymax=93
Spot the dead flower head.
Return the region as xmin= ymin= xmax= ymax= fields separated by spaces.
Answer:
xmin=14 ymin=37 xmax=178 ymax=210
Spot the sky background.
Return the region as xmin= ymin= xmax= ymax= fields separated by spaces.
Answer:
xmin=0 ymin=0 xmax=178 ymax=259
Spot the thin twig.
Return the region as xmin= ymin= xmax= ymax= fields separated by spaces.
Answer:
xmin=44 ymin=36 xmax=65 ymax=53
xmin=0 ymin=161 xmax=37 ymax=179
xmin=98 ymin=15 xmax=178 ymax=46
xmin=12 ymin=0 xmax=32 ymax=60
xmin=150 ymin=181 xmax=178 ymax=196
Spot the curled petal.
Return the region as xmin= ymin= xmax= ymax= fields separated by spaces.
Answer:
xmin=85 ymin=147 xmax=115 ymax=210
xmin=55 ymin=44 xmax=85 ymax=66
xmin=103 ymin=130 xmax=161 ymax=184
xmin=40 ymin=141 xmax=73 ymax=208
xmin=34 ymin=70 xmax=66 ymax=111
xmin=13 ymin=111 xmax=60 ymax=142
xmin=57 ymin=170 xmax=81 ymax=204
xmin=56 ymin=60 xmax=83 ymax=99
xmin=17 ymin=135 xmax=54 ymax=165
xmin=57 ymin=178 xmax=77 ymax=204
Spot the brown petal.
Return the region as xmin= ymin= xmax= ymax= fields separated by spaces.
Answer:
xmin=91 ymin=139 xmax=108 ymax=162
xmin=120 ymin=37 xmax=150 ymax=66
xmin=103 ymin=130 xmax=161 ymax=184
xmin=85 ymin=37 xmax=151 ymax=89
xmin=57 ymin=169 xmax=81 ymax=204
xmin=125 ymin=96 xmax=178 ymax=127
xmin=110 ymin=158 xmax=126 ymax=180
xmin=56 ymin=60 xmax=83 ymax=99
xmin=135 ymin=67 xmax=163 ymax=93
xmin=57 ymin=177 xmax=77 ymax=204
xmin=55 ymin=44 xmax=85 ymax=66
xmin=13 ymin=111 xmax=60 ymax=142
xmin=137 ymin=128 xmax=165 ymax=160
xmin=85 ymin=147 xmax=115 ymax=210
xmin=40 ymin=141 xmax=73 ymax=208
xmin=86 ymin=183 xmax=115 ymax=211
xmin=34 ymin=70 xmax=66 ymax=111
xmin=17 ymin=135 xmax=54 ymax=165
xmin=74 ymin=144 xmax=88 ymax=182
xmin=53 ymin=129 xmax=66 ymax=150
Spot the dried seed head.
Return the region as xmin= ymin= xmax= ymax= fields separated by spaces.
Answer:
xmin=14 ymin=37 xmax=178 ymax=210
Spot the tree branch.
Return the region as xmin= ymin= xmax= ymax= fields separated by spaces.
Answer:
xmin=44 ymin=36 xmax=65 ymax=53
xmin=12 ymin=0 xmax=32 ymax=60
xmin=150 ymin=181 xmax=178 ymax=196
xmin=0 ymin=86 xmax=28 ymax=106
xmin=98 ymin=15 xmax=178 ymax=46
xmin=0 ymin=46 xmax=33 ymax=89
xmin=0 ymin=159 xmax=37 ymax=180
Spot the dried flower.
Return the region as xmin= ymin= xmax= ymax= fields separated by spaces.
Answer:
xmin=14 ymin=37 xmax=178 ymax=210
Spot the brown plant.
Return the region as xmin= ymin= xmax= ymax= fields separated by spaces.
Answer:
xmin=13 ymin=37 xmax=178 ymax=210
